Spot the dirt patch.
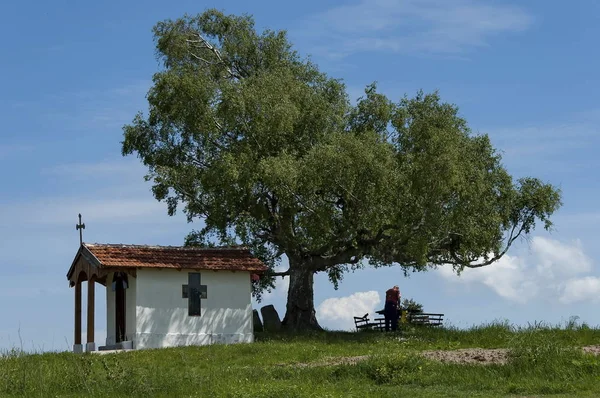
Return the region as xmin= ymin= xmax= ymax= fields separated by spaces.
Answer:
xmin=420 ymin=348 xmax=509 ymax=365
xmin=582 ymin=345 xmax=600 ymax=355
xmin=283 ymin=346 xmax=600 ymax=368
xmin=421 ymin=345 xmax=600 ymax=365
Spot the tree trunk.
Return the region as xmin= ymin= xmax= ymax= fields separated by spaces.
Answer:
xmin=282 ymin=262 xmax=322 ymax=331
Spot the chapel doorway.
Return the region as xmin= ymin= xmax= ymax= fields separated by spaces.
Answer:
xmin=113 ymin=272 xmax=128 ymax=343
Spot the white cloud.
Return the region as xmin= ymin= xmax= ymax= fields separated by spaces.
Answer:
xmin=299 ymin=0 xmax=533 ymax=57
xmin=317 ymin=291 xmax=381 ymax=331
xmin=533 ymin=237 xmax=592 ymax=277
xmin=560 ymin=277 xmax=600 ymax=304
xmin=437 ymin=254 xmax=536 ymax=303
xmin=261 ymin=264 xmax=290 ymax=300
xmin=437 ymin=236 xmax=596 ymax=304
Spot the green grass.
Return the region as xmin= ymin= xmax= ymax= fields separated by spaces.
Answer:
xmin=1 ymin=321 xmax=599 ymax=397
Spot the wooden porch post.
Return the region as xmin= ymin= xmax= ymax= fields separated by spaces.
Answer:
xmin=87 ymin=276 xmax=95 ymax=343
xmin=74 ymin=281 xmax=82 ymax=345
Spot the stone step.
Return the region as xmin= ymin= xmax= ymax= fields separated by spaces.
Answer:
xmin=92 ymin=348 xmax=134 ymax=355
xmin=98 ymin=341 xmax=133 ymax=351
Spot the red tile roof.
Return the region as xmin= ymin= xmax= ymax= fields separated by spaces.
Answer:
xmin=83 ymin=243 xmax=268 ymax=272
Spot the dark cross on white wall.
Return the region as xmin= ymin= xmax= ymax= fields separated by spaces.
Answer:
xmin=182 ymin=273 xmax=208 ymax=316
xmin=75 ymin=213 xmax=85 ymax=245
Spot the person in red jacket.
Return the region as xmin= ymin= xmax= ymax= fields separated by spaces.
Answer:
xmin=384 ymin=285 xmax=401 ymax=332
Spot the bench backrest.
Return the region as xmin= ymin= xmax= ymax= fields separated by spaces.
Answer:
xmin=353 ymin=313 xmax=370 ymax=329
xmin=409 ymin=312 xmax=444 ymax=326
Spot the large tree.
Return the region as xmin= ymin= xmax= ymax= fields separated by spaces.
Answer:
xmin=122 ymin=10 xmax=562 ymax=330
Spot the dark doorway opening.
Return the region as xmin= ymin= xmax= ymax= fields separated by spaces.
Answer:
xmin=113 ymin=272 xmax=128 ymax=343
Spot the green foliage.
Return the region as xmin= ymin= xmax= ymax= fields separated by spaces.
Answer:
xmin=122 ymin=9 xmax=562 ymax=303
xmin=401 ymin=298 xmax=423 ymax=313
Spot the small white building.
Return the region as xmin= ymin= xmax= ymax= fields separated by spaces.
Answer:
xmin=66 ymin=243 xmax=267 ymax=352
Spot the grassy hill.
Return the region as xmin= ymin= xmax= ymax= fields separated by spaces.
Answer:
xmin=1 ymin=322 xmax=600 ymax=397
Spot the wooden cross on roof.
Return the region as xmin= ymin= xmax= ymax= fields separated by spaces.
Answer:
xmin=76 ymin=213 xmax=85 ymax=245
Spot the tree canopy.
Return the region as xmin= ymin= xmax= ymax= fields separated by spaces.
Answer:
xmin=122 ymin=9 xmax=562 ymax=330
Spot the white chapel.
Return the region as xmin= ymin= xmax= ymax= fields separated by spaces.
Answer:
xmin=66 ymin=242 xmax=267 ymax=352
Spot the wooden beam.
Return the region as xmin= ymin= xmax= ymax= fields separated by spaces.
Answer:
xmin=74 ymin=281 xmax=82 ymax=345
xmin=87 ymin=276 xmax=95 ymax=343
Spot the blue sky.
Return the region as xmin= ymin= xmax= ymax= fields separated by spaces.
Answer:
xmin=1 ymin=0 xmax=599 ymax=352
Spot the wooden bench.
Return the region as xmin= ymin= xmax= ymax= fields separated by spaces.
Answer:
xmin=372 ymin=317 xmax=386 ymax=331
xmin=353 ymin=313 xmax=384 ymax=331
xmin=408 ymin=312 xmax=444 ymax=326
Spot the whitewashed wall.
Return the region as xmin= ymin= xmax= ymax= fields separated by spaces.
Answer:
xmin=133 ymin=268 xmax=254 ymax=349
xmin=105 ymin=272 xmax=137 ymax=346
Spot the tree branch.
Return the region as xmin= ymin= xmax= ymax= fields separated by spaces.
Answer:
xmin=430 ymin=215 xmax=528 ymax=269
xmin=460 ymin=221 xmax=525 ymax=269
xmin=309 ymin=222 xmax=400 ymax=260
xmin=311 ymin=227 xmax=413 ymax=272
xmin=212 ymin=116 xmax=224 ymax=132
xmin=189 ymin=52 xmax=218 ymax=66
xmin=267 ymin=269 xmax=290 ymax=277
xmin=186 ymin=34 xmax=243 ymax=80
